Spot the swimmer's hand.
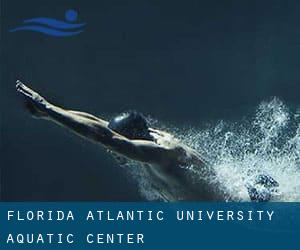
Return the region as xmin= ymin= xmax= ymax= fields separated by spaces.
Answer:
xmin=16 ymin=80 xmax=49 ymax=118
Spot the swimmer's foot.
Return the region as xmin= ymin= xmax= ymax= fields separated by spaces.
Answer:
xmin=16 ymin=80 xmax=49 ymax=118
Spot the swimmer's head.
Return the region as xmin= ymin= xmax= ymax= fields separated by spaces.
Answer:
xmin=108 ymin=111 xmax=153 ymax=141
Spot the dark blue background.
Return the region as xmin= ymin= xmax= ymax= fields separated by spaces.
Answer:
xmin=1 ymin=0 xmax=300 ymax=200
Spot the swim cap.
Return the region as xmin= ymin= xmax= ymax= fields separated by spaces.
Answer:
xmin=108 ymin=111 xmax=153 ymax=140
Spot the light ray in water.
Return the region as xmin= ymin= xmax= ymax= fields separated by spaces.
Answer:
xmin=123 ymin=98 xmax=300 ymax=201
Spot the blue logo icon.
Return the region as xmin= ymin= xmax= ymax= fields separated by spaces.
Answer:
xmin=9 ymin=9 xmax=85 ymax=37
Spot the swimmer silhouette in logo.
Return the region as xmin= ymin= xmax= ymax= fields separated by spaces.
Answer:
xmin=15 ymin=80 xmax=279 ymax=201
xmin=9 ymin=9 xmax=85 ymax=37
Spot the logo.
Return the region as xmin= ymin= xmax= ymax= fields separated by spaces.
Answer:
xmin=9 ymin=9 xmax=85 ymax=37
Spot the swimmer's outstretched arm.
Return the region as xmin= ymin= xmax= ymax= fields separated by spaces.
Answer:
xmin=16 ymin=81 xmax=176 ymax=165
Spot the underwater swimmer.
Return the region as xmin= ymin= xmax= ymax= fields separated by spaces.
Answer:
xmin=16 ymin=81 xmax=277 ymax=201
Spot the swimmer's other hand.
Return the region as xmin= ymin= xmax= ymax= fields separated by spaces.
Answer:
xmin=16 ymin=80 xmax=48 ymax=118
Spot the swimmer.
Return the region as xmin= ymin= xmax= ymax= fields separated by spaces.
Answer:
xmin=16 ymin=80 xmax=277 ymax=201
